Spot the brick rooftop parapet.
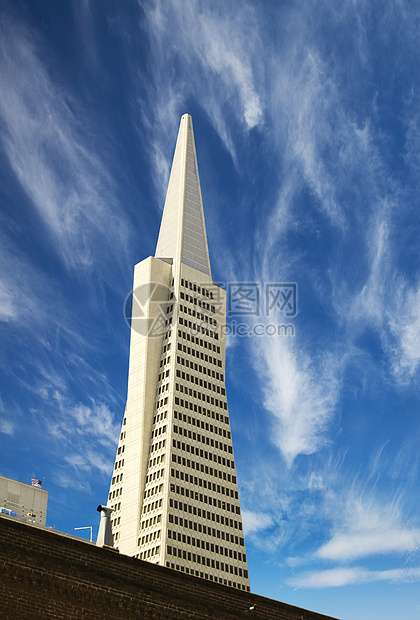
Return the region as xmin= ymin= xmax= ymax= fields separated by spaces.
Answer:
xmin=0 ymin=514 xmax=340 ymax=620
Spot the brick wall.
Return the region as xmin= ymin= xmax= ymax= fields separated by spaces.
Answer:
xmin=0 ymin=514 xmax=339 ymax=619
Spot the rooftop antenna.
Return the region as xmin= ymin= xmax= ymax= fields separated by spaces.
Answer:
xmin=74 ymin=526 xmax=93 ymax=542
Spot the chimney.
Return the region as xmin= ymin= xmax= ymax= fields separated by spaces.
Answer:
xmin=96 ymin=505 xmax=114 ymax=547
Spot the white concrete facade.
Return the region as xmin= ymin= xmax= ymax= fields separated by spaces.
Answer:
xmin=107 ymin=115 xmax=250 ymax=592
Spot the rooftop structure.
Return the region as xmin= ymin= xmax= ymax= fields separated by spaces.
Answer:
xmin=0 ymin=474 xmax=48 ymax=526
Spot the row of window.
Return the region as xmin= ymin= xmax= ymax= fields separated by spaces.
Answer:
xmin=175 ymin=384 xmax=227 ymax=410
xmin=145 ymin=467 xmax=165 ymax=485
xmin=176 ymin=355 xmax=224 ymax=381
xmin=138 ymin=528 xmax=161 ymax=548
xmin=167 ymin=530 xmax=246 ymax=562
xmin=152 ymin=410 xmax=167 ymax=425
xmin=166 ymin=546 xmax=247 ymax=579
xmin=175 ymin=370 xmax=226 ymax=396
xmin=179 ymin=290 xmax=215 ymax=313
xmin=170 ymin=483 xmax=240 ymax=515
xmin=156 ymin=396 xmax=168 ymax=410
xmin=172 ymin=438 xmax=234 ymax=469
xmin=148 ymin=453 xmax=165 ymax=469
xmin=159 ymin=354 xmax=171 ymax=368
xmin=178 ymin=316 xmax=218 ymax=340
xmin=170 ymin=467 xmax=238 ymax=499
xmin=140 ymin=513 xmax=162 ymax=531
xmin=114 ymin=458 xmax=124 ymax=471
xmin=150 ymin=439 xmax=166 ymax=454
xmin=151 ymin=424 xmax=166 ymax=439
xmin=171 ymin=453 xmax=237 ymax=484
xmin=158 ymin=368 xmax=170 ymax=383
xmin=167 ymin=514 xmax=244 ymax=546
xmin=177 ymin=342 xmax=222 ymax=368
xmin=156 ymin=347 xmax=171 ymax=404
xmin=174 ymin=411 xmax=230 ymax=438
xmin=178 ymin=329 xmax=221 ymax=354
xmin=138 ymin=545 xmax=160 ymax=559
xmin=180 ymin=278 xmax=214 ymax=300
xmin=111 ymin=472 xmax=123 ymax=485
xmin=109 ymin=486 xmax=123 ymax=500
xmin=144 ymin=482 xmax=163 ymax=500
xmin=168 ymin=500 xmax=242 ymax=530
xmin=162 ymin=327 xmax=172 ymax=343
xmin=142 ymin=497 xmax=163 ymax=515
xmin=161 ymin=342 xmax=171 ymax=355
xmin=174 ymin=406 xmax=229 ymax=426
xmin=173 ymin=425 xmax=232 ymax=454
xmin=166 ymin=562 xmax=249 ymax=591
xmin=157 ymin=382 xmax=169 ymax=396
xmin=179 ymin=304 xmax=217 ymax=328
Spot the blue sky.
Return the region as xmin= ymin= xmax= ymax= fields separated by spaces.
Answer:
xmin=1 ymin=1 xmax=420 ymax=618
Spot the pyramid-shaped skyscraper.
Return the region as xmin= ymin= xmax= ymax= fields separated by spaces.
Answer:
xmin=107 ymin=114 xmax=250 ymax=591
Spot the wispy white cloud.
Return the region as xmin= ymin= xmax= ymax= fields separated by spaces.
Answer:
xmin=238 ymin=454 xmax=331 ymax=555
xmin=141 ymin=0 xmax=264 ymax=194
xmin=28 ymin=368 xmax=120 ymax=479
xmin=254 ymin=0 xmax=420 ymax=425
xmin=72 ymin=403 xmax=120 ymax=447
xmin=0 ymin=15 xmax=130 ymax=270
xmin=0 ymin=418 xmax=14 ymax=436
xmin=0 ymin=280 xmax=17 ymax=322
xmin=317 ymin=526 xmax=420 ymax=562
xmin=53 ymin=471 xmax=92 ymax=493
xmin=39 ymin=397 xmax=119 ymax=488
xmin=314 ymin=481 xmax=420 ymax=562
xmin=338 ymin=212 xmax=420 ymax=386
xmin=242 ymin=509 xmax=274 ymax=536
xmin=254 ymin=334 xmax=340 ymax=467
xmin=307 ymin=472 xmax=324 ymax=490
xmin=239 ymin=437 xmax=420 ymax=579
xmin=178 ymin=1 xmax=263 ymax=131
xmin=65 ymin=454 xmax=89 ymax=470
xmin=71 ymin=0 xmax=100 ymax=71
xmin=0 ymin=392 xmax=13 ymax=436
xmin=244 ymin=9 xmax=385 ymax=468
xmin=65 ymin=450 xmax=113 ymax=475
xmin=39 ymin=393 xmax=120 ymax=451
xmin=403 ymin=100 xmax=420 ymax=176
xmin=289 ymin=566 xmax=420 ymax=589
xmin=389 ymin=285 xmax=420 ymax=381
xmin=273 ymin=50 xmax=348 ymax=229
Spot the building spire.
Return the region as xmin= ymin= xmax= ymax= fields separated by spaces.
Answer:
xmin=155 ymin=114 xmax=212 ymax=278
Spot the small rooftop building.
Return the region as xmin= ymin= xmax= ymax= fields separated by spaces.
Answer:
xmin=0 ymin=474 xmax=48 ymax=526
